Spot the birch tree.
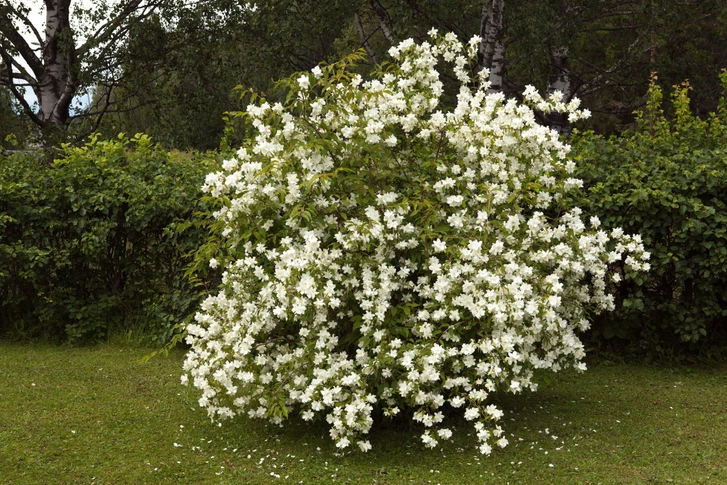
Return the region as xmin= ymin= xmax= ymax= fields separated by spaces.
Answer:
xmin=546 ymin=46 xmax=572 ymax=135
xmin=477 ymin=0 xmax=505 ymax=93
xmin=0 ymin=0 xmax=165 ymax=140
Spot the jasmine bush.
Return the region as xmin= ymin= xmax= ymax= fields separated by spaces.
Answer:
xmin=182 ymin=32 xmax=648 ymax=454
xmin=0 ymin=134 xmax=218 ymax=342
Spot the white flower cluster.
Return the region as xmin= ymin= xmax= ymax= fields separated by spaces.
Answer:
xmin=183 ymin=32 xmax=649 ymax=455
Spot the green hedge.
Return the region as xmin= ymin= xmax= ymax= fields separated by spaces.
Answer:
xmin=570 ymin=75 xmax=727 ymax=357
xmin=0 ymin=134 xmax=218 ymax=343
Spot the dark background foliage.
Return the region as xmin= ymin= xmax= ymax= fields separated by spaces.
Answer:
xmin=570 ymin=74 xmax=727 ymax=359
xmin=0 ymin=135 xmax=219 ymax=343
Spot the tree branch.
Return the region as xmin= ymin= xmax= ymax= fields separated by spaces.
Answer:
xmin=368 ymin=0 xmax=397 ymax=45
xmin=77 ymin=0 xmax=164 ymax=61
xmin=4 ymin=1 xmax=45 ymax=50
xmin=73 ymin=84 xmax=115 ymax=140
xmin=0 ymin=50 xmax=44 ymax=127
xmin=574 ymin=34 xmax=656 ymax=97
xmin=354 ymin=12 xmax=378 ymax=64
xmin=0 ymin=2 xmax=45 ymax=77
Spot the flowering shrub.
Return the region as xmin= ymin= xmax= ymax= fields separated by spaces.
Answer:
xmin=182 ymin=32 xmax=649 ymax=454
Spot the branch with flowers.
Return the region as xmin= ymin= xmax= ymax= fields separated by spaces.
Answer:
xmin=181 ymin=30 xmax=649 ymax=455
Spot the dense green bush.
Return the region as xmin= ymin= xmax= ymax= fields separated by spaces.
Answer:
xmin=570 ymin=73 xmax=727 ymax=357
xmin=0 ymin=134 xmax=219 ymax=342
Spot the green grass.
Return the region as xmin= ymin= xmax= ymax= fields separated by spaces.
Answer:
xmin=1 ymin=343 xmax=725 ymax=484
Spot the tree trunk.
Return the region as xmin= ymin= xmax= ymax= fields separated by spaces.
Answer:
xmin=37 ymin=0 xmax=78 ymax=127
xmin=477 ymin=0 xmax=506 ymax=93
xmin=354 ymin=12 xmax=378 ymax=64
xmin=1 ymin=0 xmax=161 ymax=142
xmin=546 ymin=46 xmax=572 ymax=136
xmin=369 ymin=0 xmax=397 ymax=45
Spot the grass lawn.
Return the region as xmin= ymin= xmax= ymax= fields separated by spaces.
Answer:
xmin=0 ymin=342 xmax=725 ymax=484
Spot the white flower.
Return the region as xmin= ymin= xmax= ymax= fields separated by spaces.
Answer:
xmin=297 ymin=74 xmax=310 ymax=89
xmin=490 ymin=240 xmax=505 ymax=255
xmin=464 ymin=408 xmax=480 ymax=421
xmin=336 ymin=437 xmax=350 ymax=449
xmin=446 ymin=195 xmax=464 ymax=207
xmin=421 ymin=432 xmax=438 ymax=448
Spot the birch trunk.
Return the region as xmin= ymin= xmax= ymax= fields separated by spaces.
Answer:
xmin=369 ymin=0 xmax=397 ymax=45
xmin=1 ymin=0 xmax=159 ymax=140
xmin=37 ymin=0 xmax=77 ymax=126
xmin=546 ymin=46 xmax=572 ymax=136
xmin=478 ymin=0 xmax=505 ymax=93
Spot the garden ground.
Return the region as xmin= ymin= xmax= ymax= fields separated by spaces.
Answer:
xmin=1 ymin=342 xmax=725 ymax=484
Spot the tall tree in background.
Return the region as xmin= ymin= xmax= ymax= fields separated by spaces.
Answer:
xmin=96 ymin=3 xmax=257 ymax=150
xmin=0 ymin=0 xmax=166 ymax=141
xmin=506 ymin=0 xmax=727 ymax=133
xmin=100 ymin=0 xmax=359 ymax=150
xmin=342 ymin=0 xmax=727 ymax=133
xmin=3 ymin=0 xmax=724 ymax=147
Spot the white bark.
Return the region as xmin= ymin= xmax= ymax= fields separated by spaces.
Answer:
xmin=488 ymin=39 xmax=505 ymax=93
xmin=369 ymin=0 xmax=397 ymax=45
xmin=547 ymin=46 xmax=571 ymax=99
xmin=546 ymin=46 xmax=572 ymax=136
xmin=478 ymin=0 xmax=505 ymax=93
xmin=37 ymin=0 xmax=77 ymax=126
xmin=0 ymin=0 xmax=163 ymax=136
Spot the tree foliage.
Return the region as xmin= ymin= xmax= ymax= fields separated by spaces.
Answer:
xmin=3 ymin=0 xmax=725 ymax=147
xmin=0 ymin=85 xmax=31 ymax=147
